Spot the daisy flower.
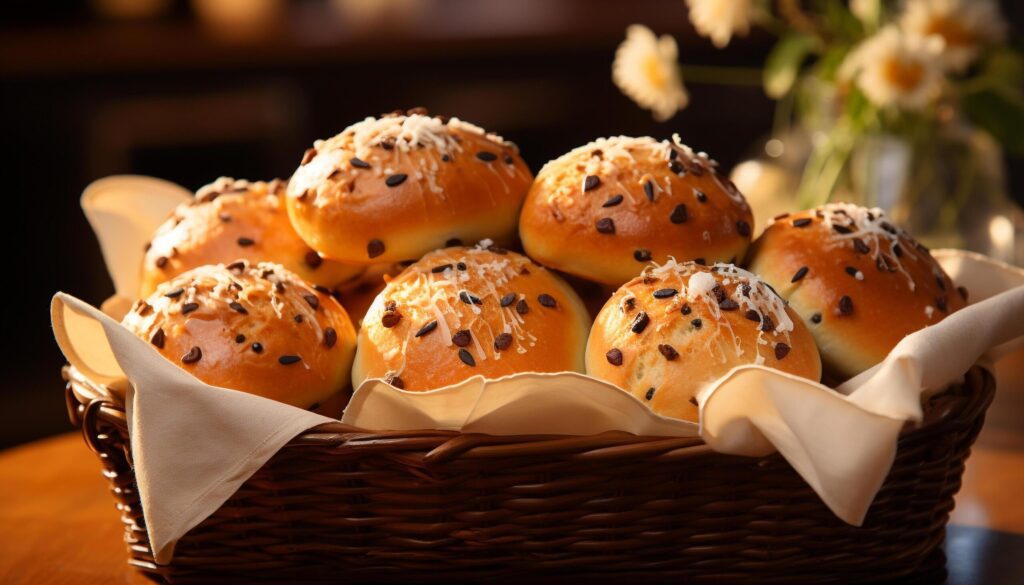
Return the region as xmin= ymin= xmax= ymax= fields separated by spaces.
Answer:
xmin=839 ymin=26 xmax=946 ymax=111
xmin=612 ymin=25 xmax=690 ymax=121
xmin=900 ymin=0 xmax=1007 ymax=72
xmin=685 ymin=0 xmax=753 ymax=49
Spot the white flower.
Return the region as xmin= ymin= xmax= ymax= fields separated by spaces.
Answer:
xmin=838 ymin=26 xmax=946 ymax=111
xmin=685 ymin=0 xmax=753 ymax=48
xmin=612 ymin=25 xmax=689 ymax=121
xmin=901 ymin=0 xmax=1007 ymax=72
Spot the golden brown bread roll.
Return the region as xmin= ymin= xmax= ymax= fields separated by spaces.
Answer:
xmin=746 ymin=203 xmax=967 ymax=379
xmin=586 ymin=261 xmax=821 ymax=422
xmin=352 ymin=243 xmax=592 ymax=390
xmin=519 ymin=135 xmax=754 ymax=285
xmin=285 ymin=110 xmax=533 ymax=265
xmin=123 ymin=262 xmax=358 ymax=410
xmin=140 ymin=177 xmax=363 ymax=297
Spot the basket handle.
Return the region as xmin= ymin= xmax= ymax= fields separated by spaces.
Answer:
xmin=80 ymin=397 xmax=119 ymax=457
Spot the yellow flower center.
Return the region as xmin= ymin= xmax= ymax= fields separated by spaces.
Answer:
xmin=924 ymin=16 xmax=974 ymax=48
xmin=642 ymin=54 xmax=668 ymax=89
xmin=883 ymin=57 xmax=925 ymax=92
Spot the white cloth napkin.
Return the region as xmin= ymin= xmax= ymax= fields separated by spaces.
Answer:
xmin=53 ymin=175 xmax=1024 ymax=564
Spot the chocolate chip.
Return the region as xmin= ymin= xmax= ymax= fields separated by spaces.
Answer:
xmin=156 ymin=256 xmax=169 ymax=269
xmin=232 ymin=334 xmax=245 ymax=344
xmin=630 ymin=311 xmax=650 ymax=333
xmin=791 ymin=266 xmax=809 ymax=283
xmin=745 ymin=309 xmax=760 ymax=322
xmin=634 ymin=248 xmax=652 ymax=262
xmin=182 ymin=303 xmax=199 ymax=314
xmin=853 ymin=238 xmax=870 ymax=254
xmin=694 ymin=189 xmax=707 ymax=203
xmin=516 ymin=299 xmax=529 ymax=314
xmin=669 ymin=160 xmax=685 ymax=175
xmin=736 ymin=220 xmax=751 ymax=237
xmin=278 ymin=355 xmax=301 ymax=365
xmin=645 ymin=387 xmax=656 ymax=401
xmin=458 ymin=348 xmax=476 ymax=366
xmin=503 ymin=153 xmax=514 ymax=165
xmin=811 ymin=313 xmax=822 ymax=324
xmin=658 ymin=344 xmax=679 ymax=361
xmin=446 ymin=238 xmax=463 ymax=247
xmin=667 ymin=203 xmax=689 ymax=224
xmin=538 ymin=294 xmax=557 ymax=308
xmin=595 ymin=217 xmax=615 ymax=234
xmin=226 ymin=260 xmax=246 ymax=273
xmin=845 ymin=266 xmax=861 ymax=278
xmin=774 ymin=343 xmax=791 ymax=360
xmin=602 ymin=194 xmax=624 ymax=207
xmin=229 ymin=301 xmax=247 ymax=314
xmin=460 ymin=291 xmax=482 ymax=305
xmin=937 ymin=297 xmax=948 ymax=312
xmin=181 ymin=346 xmax=202 ymax=364
xmin=303 ymin=294 xmax=319 ymax=309
xmin=300 ymin=148 xmax=317 ymax=165
xmin=760 ymin=315 xmax=775 ymax=332
xmin=500 ymin=292 xmax=516 ymax=307
xmin=251 ymin=342 xmax=263 ymax=353
xmin=833 ymin=224 xmax=852 ymax=235
xmin=456 ymin=262 xmax=467 ymax=271
xmin=385 ymin=174 xmax=407 ymax=187
xmin=381 ymin=311 xmax=402 ymax=328
xmin=793 ymin=218 xmax=813 ymax=228
xmin=653 ymin=288 xmax=678 ymax=299
xmin=583 ymin=175 xmax=601 ymax=192
xmin=237 ymin=237 xmax=255 ymax=247
xmin=441 ymin=154 xmax=452 ymax=162
xmin=935 ymin=275 xmax=946 ymax=291
xmin=350 ymin=157 xmax=370 ymax=169
xmin=150 ymin=328 xmax=165 ymax=349
xmin=324 ymin=327 xmax=337 ymax=348
xmin=691 ymin=318 xmax=702 ymax=329
xmin=681 ymin=304 xmax=692 ymax=315
xmin=476 ymin=151 xmax=498 ymax=162
xmin=305 ymin=251 xmax=322 ymax=268
xmin=694 ymin=258 xmax=706 ymax=265
xmin=606 ymin=348 xmax=623 ymax=366
xmin=411 ymin=321 xmax=437 ymax=338
xmin=838 ymin=295 xmax=854 ymax=315
xmin=719 ymin=298 xmax=739 ymax=311
xmin=164 ymin=288 xmax=184 ymax=298
xmin=643 ymin=180 xmax=655 ymax=201
xmin=452 ymin=330 xmax=472 ymax=347
xmin=367 ymin=239 xmax=385 ymax=258
xmin=494 ymin=332 xmax=513 ymax=351
xmin=893 ymin=244 xmax=903 ymax=257
xmin=294 ymin=315 xmax=304 ymax=324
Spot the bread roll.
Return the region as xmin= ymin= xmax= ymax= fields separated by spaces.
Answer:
xmin=286 ymin=110 xmax=533 ymax=265
xmin=140 ymin=177 xmax=363 ymax=296
xmin=520 ymin=135 xmax=754 ymax=285
xmin=123 ymin=262 xmax=357 ymax=410
xmin=746 ymin=203 xmax=966 ymax=378
xmin=352 ymin=243 xmax=592 ymax=390
xmin=586 ymin=261 xmax=821 ymax=422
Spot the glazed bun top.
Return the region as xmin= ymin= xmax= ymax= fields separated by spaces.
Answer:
xmin=746 ymin=203 xmax=967 ymax=378
xmin=586 ymin=261 xmax=821 ymax=422
xmin=140 ymin=177 xmax=364 ymax=297
xmin=520 ymin=135 xmax=754 ymax=285
xmin=286 ymin=109 xmax=534 ymax=265
xmin=352 ymin=243 xmax=592 ymax=391
xmin=123 ymin=261 xmax=358 ymax=409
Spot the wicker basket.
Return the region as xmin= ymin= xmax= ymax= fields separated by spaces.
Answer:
xmin=63 ymin=364 xmax=993 ymax=584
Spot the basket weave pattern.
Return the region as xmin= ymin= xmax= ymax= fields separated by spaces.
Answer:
xmin=64 ymin=365 xmax=993 ymax=584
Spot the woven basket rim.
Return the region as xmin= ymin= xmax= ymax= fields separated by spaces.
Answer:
xmin=61 ymin=363 xmax=992 ymax=453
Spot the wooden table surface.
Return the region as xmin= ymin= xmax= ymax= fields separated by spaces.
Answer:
xmin=1 ymin=425 xmax=1023 ymax=584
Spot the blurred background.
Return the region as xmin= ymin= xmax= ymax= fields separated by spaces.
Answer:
xmin=2 ymin=0 xmax=1022 ymax=448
